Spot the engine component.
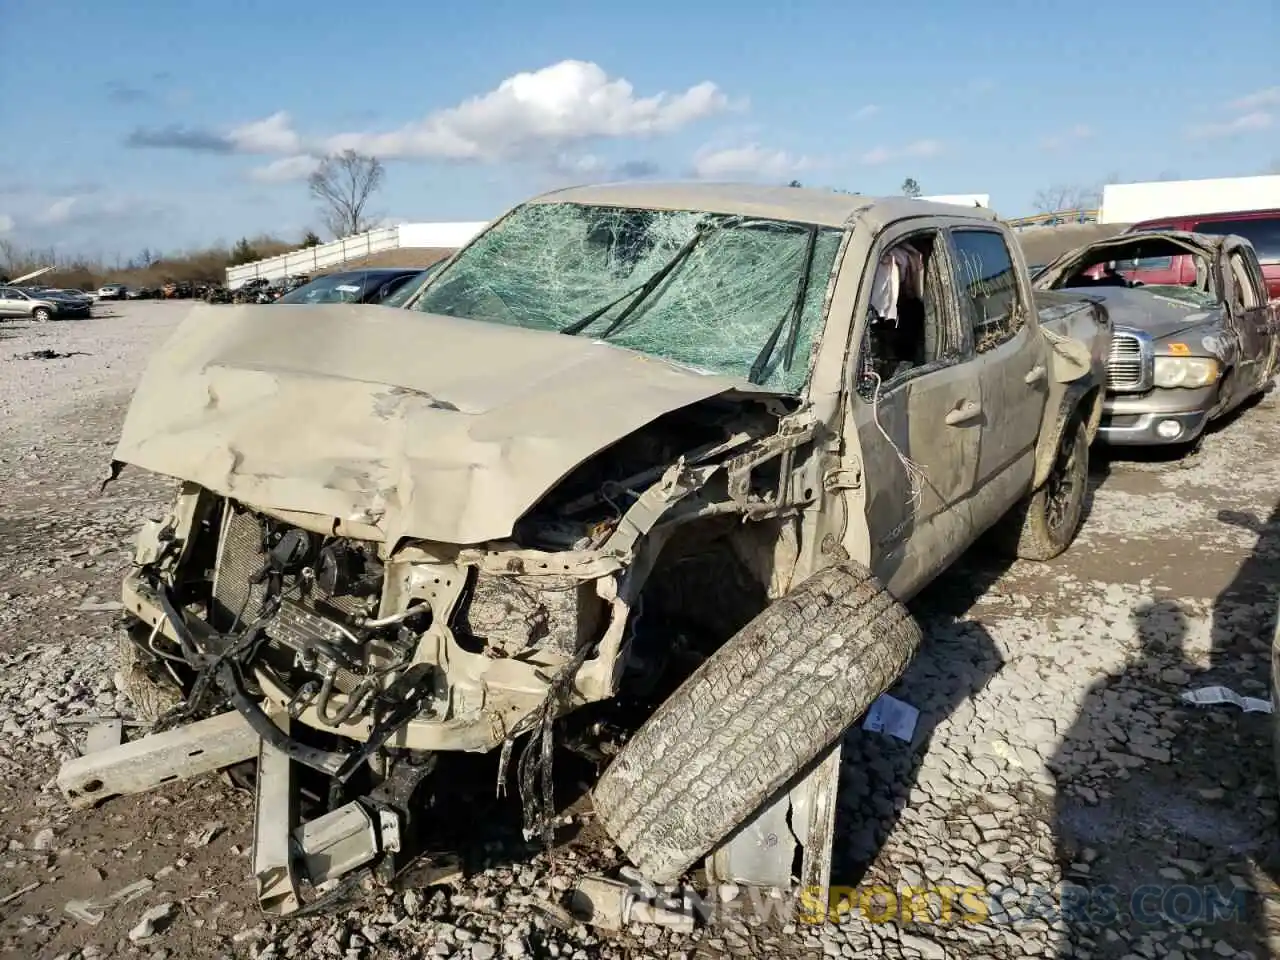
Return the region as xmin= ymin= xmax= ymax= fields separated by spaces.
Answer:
xmin=268 ymin=529 xmax=313 ymax=574
xmin=266 ymin=599 xmax=363 ymax=672
xmin=294 ymin=802 xmax=384 ymax=886
xmin=316 ymin=541 xmax=382 ymax=598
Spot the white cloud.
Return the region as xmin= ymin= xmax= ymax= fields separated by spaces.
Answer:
xmin=37 ymin=197 xmax=78 ymax=226
xmin=859 ymin=139 xmax=943 ymax=165
xmin=1038 ymin=123 xmax=1095 ymax=151
xmin=692 ymin=144 xmax=814 ymax=179
xmin=1186 ymin=87 xmax=1279 ymax=139
xmin=552 ymin=153 xmax=609 ymax=176
xmin=322 ymin=60 xmax=729 ymax=161
xmin=853 ymin=104 xmax=880 ymax=120
xmin=1231 ymin=87 xmax=1280 ymax=111
xmin=229 ymin=111 xmax=302 ymax=154
xmin=125 ymin=61 xmax=731 ymax=183
xmin=249 ymin=154 xmax=322 ymax=183
xmin=1187 ymin=111 xmax=1273 ymax=140
xmin=2 ymin=192 xmax=169 ymax=244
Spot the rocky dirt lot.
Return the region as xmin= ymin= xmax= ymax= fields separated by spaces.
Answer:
xmin=2 ymin=302 xmax=1280 ymax=960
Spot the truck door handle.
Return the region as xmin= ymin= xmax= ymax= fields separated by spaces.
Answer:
xmin=1025 ymin=364 xmax=1047 ymax=384
xmin=945 ymin=400 xmax=982 ymax=426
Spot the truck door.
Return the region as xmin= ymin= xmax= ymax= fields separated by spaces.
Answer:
xmin=1227 ymin=246 xmax=1277 ymax=391
xmin=844 ymin=223 xmax=979 ymax=601
xmin=945 ymin=227 xmax=1048 ymax=537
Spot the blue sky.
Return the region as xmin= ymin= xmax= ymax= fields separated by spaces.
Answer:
xmin=1 ymin=0 xmax=1277 ymax=260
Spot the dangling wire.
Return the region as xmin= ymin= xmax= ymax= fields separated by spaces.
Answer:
xmin=864 ymin=369 xmax=928 ymax=509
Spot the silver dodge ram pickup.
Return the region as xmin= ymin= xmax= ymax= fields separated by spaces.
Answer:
xmin=1034 ymin=229 xmax=1279 ymax=448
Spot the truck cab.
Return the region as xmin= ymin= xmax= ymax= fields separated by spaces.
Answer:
xmin=1123 ymin=209 xmax=1280 ymax=300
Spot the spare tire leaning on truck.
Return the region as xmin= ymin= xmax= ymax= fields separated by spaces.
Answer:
xmin=591 ymin=561 xmax=922 ymax=884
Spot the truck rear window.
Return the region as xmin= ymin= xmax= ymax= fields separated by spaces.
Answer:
xmin=1191 ymin=216 xmax=1280 ymax=263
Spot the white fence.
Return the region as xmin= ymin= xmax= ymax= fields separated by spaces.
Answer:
xmin=224 ymin=222 xmax=488 ymax=288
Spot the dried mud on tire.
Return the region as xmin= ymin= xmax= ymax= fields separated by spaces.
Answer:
xmin=591 ymin=562 xmax=922 ymax=883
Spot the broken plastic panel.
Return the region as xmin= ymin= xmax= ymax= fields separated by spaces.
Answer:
xmin=414 ymin=202 xmax=843 ymax=393
xmin=1181 ymin=685 xmax=1274 ymax=713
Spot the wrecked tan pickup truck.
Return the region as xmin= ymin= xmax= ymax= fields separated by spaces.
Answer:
xmin=97 ymin=183 xmax=1110 ymax=909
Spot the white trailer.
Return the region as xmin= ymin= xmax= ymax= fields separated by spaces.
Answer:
xmin=1100 ymin=175 xmax=1280 ymax=224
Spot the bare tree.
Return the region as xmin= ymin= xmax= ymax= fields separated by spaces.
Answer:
xmin=308 ymin=150 xmax=385 ymax=239
xmin=901 ymin=177 xmax=922 ymax=198
xmin=0 ymin=238 xmax=21 ymax=272
xmin=1032 ymin=183 xmax=1102 ymax=214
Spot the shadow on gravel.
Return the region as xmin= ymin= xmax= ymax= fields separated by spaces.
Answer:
xmin=830 ymin=553 xmax=1010 ymax=890
xmin=1051 ymin=586 xmax=1280 ymax=958
xmin=1213 ymin=501 xmax=1280 ymax=671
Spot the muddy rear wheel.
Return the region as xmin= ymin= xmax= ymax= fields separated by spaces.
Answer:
xmin=591 ymin=561 xmax=921 ymax=883
xmin=998 ymin=415 xmax=1089 ymax=562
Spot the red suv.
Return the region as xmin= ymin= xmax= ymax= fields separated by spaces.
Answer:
xmin=1122 ymin=208 xmax=1280 ymax=299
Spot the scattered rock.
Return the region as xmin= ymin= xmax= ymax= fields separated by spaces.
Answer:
xmin=128 ymin=903 xmax=175 ymax=943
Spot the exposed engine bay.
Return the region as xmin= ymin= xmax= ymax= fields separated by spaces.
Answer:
xmin=118 ymin=393 xmax=806 ymax=800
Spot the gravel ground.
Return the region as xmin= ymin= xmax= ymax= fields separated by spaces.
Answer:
xmin=2 ymin=302 xmax=1280 ymax=960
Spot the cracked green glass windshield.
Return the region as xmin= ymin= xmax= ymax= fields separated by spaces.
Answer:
xmin=411 ymin=202 xmax=843 ymax=393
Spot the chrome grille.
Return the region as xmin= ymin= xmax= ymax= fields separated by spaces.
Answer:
xmin=1106 ymin=330 xmax=1153 ymax=392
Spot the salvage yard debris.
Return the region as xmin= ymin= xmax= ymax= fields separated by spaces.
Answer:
xmin=12 ymin=349 xmax=89 ymax=361
xmin=1180 ymin=685 xmax=1274 ymax=713
xmin=861 ymin=693 xmax=920 ymax=742
xmin=65 ymin=879 xmax=155 ymax=926
xmin=127 ymin=901 xmax=175 ymax=942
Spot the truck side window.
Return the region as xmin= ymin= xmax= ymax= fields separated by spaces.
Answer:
xmin=950 ymin=229 xmax=1023 ymax=353
xmin=1228 ymin=251 xmax=1260 ymax=310
xmin=860 ymin=231 xmax=958 ymax=391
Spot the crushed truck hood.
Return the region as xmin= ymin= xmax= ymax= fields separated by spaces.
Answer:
xmin=1055 ymin=286 xmax=1219 ymax=341
xmin=113 ymin=303 xmax=758 ymax=545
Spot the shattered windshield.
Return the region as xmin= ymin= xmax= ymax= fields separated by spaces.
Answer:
xmin=411 ymin=202 xmax=844 ymax=393
xmin=1139 ymin=285 xmax=1218 ymax=308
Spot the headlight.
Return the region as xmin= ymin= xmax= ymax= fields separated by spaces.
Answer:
xmin=1153 ymin=355 xmax=1220 ymax=388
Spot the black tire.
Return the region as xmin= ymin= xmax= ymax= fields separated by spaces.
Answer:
xmin=591 ymin=562 xmax=921 ymax=883
xmin=32 ymin=307 xmax=51 ymax=323
xmin=999 ymin=414 xmax=1089 ymax=561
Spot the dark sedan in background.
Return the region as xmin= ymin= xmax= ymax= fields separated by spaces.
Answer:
xmin=274 ymin=268 xmax=424 ymax=306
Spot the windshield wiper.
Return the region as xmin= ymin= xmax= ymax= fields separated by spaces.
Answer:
xmin=561 ymin=220 xmax=718 ymax=338
xmin=748 ymin=226 xmax=820 ymax=384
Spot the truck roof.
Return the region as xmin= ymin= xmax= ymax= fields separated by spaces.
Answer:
xmin=1130 ymin=207 xmax=1280 ymax=227
xmin=529 ymin=181 xmax=1001 ymax=230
